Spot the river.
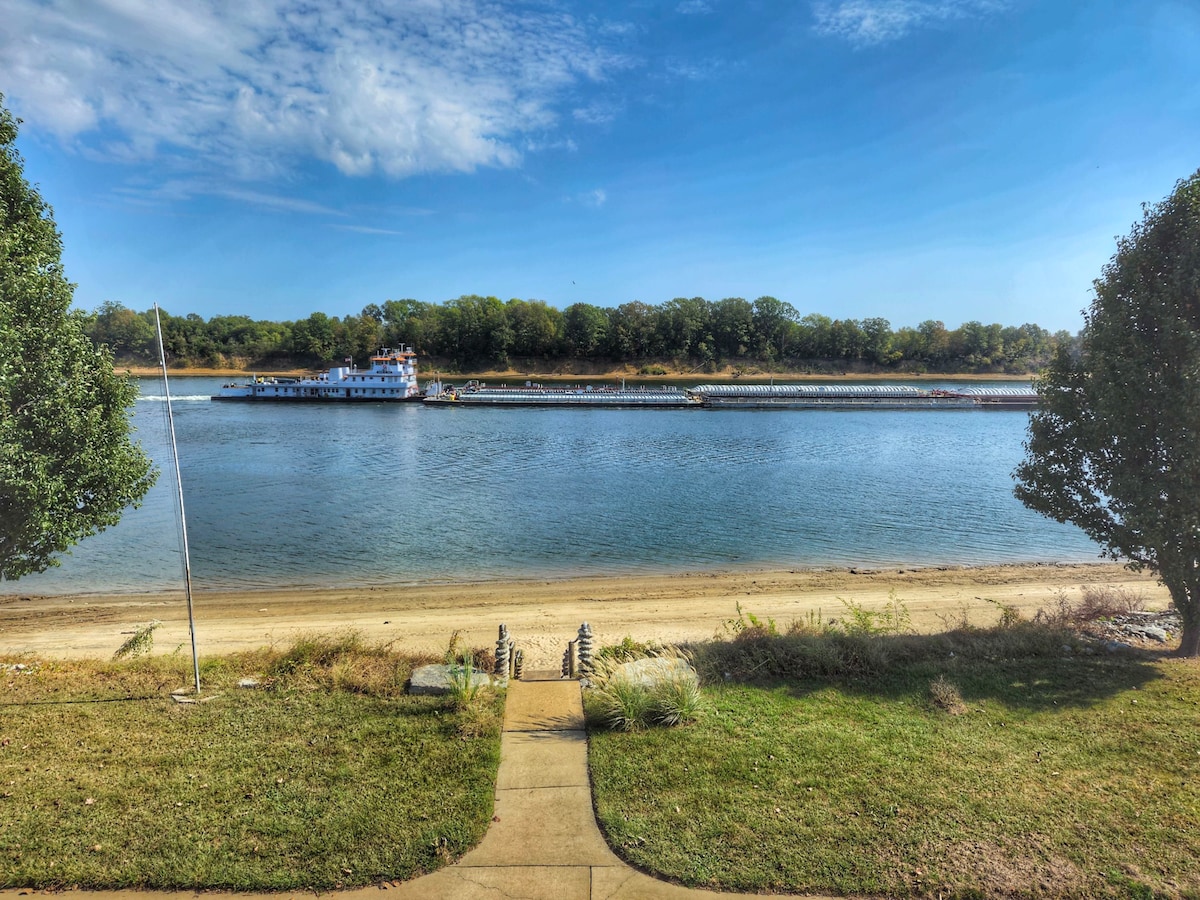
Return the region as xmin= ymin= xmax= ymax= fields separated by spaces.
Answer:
xmin=0 ymin=376 xmax=1100 ymax=596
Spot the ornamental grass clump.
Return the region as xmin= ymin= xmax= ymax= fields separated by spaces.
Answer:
xmin=587 ymin=646 xmax=704 ymax=731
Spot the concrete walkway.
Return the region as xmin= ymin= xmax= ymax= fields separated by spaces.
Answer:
xmin=388 ymin=673 xmax=769 ymax=900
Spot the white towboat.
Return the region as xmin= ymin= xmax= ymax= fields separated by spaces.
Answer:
xmin=212 ymin=347 xmax=422 ymax=402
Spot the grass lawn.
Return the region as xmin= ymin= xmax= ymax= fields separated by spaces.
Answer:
xmin=0 ymin=635 xmax=503 ymax=890
xmin=589 ymin=625 xmax=1200 ymax=899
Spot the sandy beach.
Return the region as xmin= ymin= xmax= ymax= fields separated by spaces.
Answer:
xmin=0 ymin=563 xmax=1170 ymax=668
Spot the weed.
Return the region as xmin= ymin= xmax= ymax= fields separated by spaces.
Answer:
xmin=984 ymin=597 xmax=1024 ymax=628
xmin=836 ymin=591 xmax=911 ymax=636
xmin=928 ymin=674 xmax=967 ymax=714
xmin=722 ymin=602 xmax=778 ymax=637
xmin=444 ymin=629 xmax=463 ymax=662
xmin=112 ymin=621 xmax=161 ymax=660
xmin=785 ymin=608 xmax=828 ymax=636
xmin=936 ymin=602 xmax=974 ymax=631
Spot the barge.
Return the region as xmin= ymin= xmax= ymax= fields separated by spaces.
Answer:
xmin=692 ymin=384 xmax=1038 ymax=410
xmin=212 ymin=348 xmax=422 ymax=402
xmin=424 ymin=381 xmax=699 ymax=408
xmin=424 ymin=381 xmax=1038 ymax=410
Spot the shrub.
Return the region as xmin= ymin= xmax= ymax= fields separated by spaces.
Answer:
xmin=1077 ymin=583 xmax=1146 ymax=619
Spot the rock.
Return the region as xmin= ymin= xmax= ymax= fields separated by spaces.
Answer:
xmin=1137 ymin=627 xmax=1169 ymax=643
xmin=237 ymin=677 xmax=261 ymax=689
xmin=1104 ymin=640 xmax=1133 ymax=653
xmin=409 ymin=664 xmax=492 ymax=696
xmin=608 ymin=656 xmax=698 ymax=688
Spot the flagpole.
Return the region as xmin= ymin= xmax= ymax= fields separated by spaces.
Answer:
xmin=154 ymin=304 xmax=201 ymax=694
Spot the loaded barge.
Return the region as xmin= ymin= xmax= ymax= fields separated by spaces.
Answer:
xmin=424 ymin=381 xmax=1038 ymax=409
xmin=424 ymin=381 xmax=697 ymax=408
xmin=692 ymin=384 xmax=1037 ymax=410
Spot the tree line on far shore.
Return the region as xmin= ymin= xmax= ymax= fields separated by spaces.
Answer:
xmin=86 ymin=296 xmax=1075 ymax=374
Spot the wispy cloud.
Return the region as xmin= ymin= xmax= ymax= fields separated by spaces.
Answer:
xmin=573 ymin=102 xmax=623 ymax=126
xmin=664 ymin=57 xmax=727 ymax=81
xmin=565 ymin=188 xmax=607 ymax=208
xmin=812 ymin=0 xmax=1007 ymax=47
xmin=332 ymin=224 xmax=406 ymax=236
xmin=676 ymin=0 xmax=715 ymax=14
xmin=217 ymin=189 xmax=348 ymax=217
xmin=1 ymin=0 xmax=630 ymax=183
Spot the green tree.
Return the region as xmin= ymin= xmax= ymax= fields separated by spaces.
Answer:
xmin=562 ymin=302 xmax=608 ymax=356
xmin=90 ymin=300 xmax=156 ymax=359
xmin=752 ymin=296 xmax=799 ymax=360
xmin=505 ymin=298 xmax=562 ymax=358
xmin=711 ymin=297 xmax=754 ymax=358
xmin=1014 ymin=170 xmax=1200 ymax=657
xmin=0 ymin=98 xmax=156 ymax=580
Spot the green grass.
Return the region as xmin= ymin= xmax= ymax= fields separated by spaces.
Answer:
xmin=0 ymin=636 xmax=504 ymax=890
xmin=590 ymin=633 xmax=1200 ymax=898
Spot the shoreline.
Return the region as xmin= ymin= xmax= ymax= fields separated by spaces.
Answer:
xmin=0 ymin=563 xmax=1168 ymax=668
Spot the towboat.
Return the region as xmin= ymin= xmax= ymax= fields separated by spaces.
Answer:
xmin=211 ymin=348 xmax=423 ymax=402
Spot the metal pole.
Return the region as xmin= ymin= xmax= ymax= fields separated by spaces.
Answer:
xmin=154 ymin=304 xmax=200 ymax=694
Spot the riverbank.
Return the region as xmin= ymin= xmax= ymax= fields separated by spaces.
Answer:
xmin=0 ymin=563 xmax=1169 ymax=666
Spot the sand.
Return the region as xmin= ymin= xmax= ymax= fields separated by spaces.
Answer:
xmin=0 ymin=563 xmax=1170 ymax=669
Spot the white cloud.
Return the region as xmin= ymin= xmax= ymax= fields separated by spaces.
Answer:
xmin=812 ymin=0 xmax=1007 ymax=47
xmin=580 ymin=188 xmax=607 ymax=207
xmin=676 ymin=0 xmax=714 ymax=14
xmin=0 ymin=0 xmax=628 ymax=182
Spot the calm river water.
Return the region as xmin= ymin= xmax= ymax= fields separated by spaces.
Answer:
xmin=1 ymin=377 xmax=1101 ymax=596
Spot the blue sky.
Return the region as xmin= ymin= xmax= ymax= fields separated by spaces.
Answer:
xmin=3 ymin=0 xmax=1198 ymax=333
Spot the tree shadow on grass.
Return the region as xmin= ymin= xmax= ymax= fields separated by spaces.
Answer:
xmin=684 ymin=624 xmax=1166 ymax=712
